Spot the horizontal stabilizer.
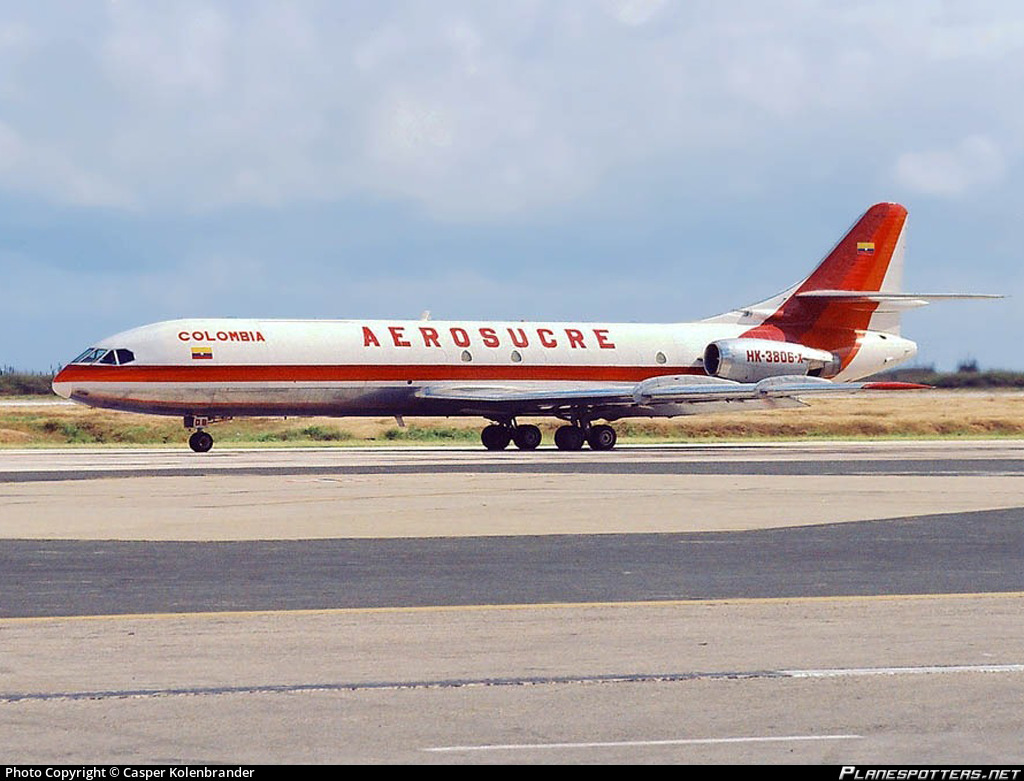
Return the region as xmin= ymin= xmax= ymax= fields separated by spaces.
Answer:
xmin=792 ymin=290 xmax=1003 ymax=318
xmin=797 ymin=291 xmax=1002 ymax=299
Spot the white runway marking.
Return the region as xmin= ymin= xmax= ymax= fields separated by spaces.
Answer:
xmin=424 ymin=734 xmax=862 ymax=753
xmin=785 ymin=664 xmax=1024 ymax=677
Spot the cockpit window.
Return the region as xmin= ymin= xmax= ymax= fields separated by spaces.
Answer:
xmin=69 ymin=347 xmax=134 ymax=365
xmin=70 ymin=348 xmax=95 ymax=363
xmin=70 ymin=348 xmax=107 ymax=364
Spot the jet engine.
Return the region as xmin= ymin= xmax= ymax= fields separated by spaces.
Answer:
xmin=703 ymin=338 xmax=841 ymax=382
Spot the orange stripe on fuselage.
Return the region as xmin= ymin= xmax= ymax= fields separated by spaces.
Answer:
xmin=54 ymin=364 xmax=702 ymax=385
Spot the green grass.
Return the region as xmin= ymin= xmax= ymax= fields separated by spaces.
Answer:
xmin=382 ymin=426 xmax=479 ymax=443
xmin=252 ymin=425 xmax=355 ymax=443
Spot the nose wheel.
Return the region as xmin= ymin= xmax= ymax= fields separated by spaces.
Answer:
xmin=184 ymin=415 xmax=229 ymax=452
xmin=188 ymin=430 xmax=214 ymax=453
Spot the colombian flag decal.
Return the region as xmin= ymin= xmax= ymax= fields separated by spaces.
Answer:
xmin=856 ymin=242 xmax=875 ymax=254
xmin=191 ymin=346 xmax=213 ymax=360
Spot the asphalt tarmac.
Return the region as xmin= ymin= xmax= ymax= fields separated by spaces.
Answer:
xmin=1 ymin=441 xmax=1023 ymax=763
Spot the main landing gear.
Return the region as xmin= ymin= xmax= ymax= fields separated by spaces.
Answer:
xmin=481 ymin=422 xmax=543 ymax=451
xmin=554 ymin=422 xmax=617 ymax=451
xmin=479 ymin=421 xmax=617 ymax=451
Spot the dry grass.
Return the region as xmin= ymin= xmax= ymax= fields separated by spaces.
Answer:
xmin=3 ymin=391 xmax=1024 ymax=447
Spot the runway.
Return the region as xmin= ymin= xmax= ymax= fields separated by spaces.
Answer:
xmin=2 ymin=441 xmax=1024 ymax=763
xmin=2 ymin=510 xmax=1024 ymax=618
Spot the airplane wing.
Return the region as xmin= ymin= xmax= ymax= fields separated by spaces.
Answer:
xmin=415 ymin=374 xmax=928 ymax=415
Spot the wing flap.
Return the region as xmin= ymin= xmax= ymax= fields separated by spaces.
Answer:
xmin=633 ymin=374 xmax=927 ymax=403
xmin=415 ymin=383 xmax=635 ymax=406
xmin=415 ymin=375 xmax=929 ymax=411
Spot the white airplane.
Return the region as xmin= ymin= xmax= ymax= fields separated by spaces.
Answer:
xmin=52 ymin=202 xmax=998 ymax=452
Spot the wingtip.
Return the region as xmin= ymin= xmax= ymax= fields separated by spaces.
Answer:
xmin=862 ymin=381 xmax=932 ymax=391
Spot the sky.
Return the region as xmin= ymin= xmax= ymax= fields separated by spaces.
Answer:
xmin=0 ymin=0 xmax=1020 ymax=371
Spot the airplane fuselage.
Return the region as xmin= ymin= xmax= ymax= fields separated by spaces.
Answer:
xmin=52 ymin=317 xmax=917 ymax=419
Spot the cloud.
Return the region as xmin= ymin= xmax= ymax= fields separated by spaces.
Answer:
xmin=0 ymin=119 xmax=133 ymax=208
xmin=0 ymin=2 xmax=1022 ymax=220
xmin=893 ymin=135 xmax=1007 ymax=197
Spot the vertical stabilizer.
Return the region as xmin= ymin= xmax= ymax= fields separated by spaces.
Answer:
xmin=708 ymin=203 xmax=910 ymax=344
xmin=791 ymin=202 xmax=908 ymax=298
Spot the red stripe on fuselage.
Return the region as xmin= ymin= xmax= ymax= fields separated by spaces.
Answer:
xmin=54 ymin=363 xmax=702 ymax=385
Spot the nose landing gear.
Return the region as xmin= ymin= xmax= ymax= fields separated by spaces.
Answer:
xmin=184 ymin=415 xmax=231 ymax=453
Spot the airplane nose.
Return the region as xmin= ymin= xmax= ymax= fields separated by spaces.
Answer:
xmin=51 ymin=368 xmax=72 ymax=399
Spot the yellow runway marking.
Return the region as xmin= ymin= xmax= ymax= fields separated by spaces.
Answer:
xmin=2 ymin=590 xmax=1023 ymax=625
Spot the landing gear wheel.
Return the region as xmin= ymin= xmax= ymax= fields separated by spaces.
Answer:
xmin=554 ymin=425 xmax=585 ymax=451
xmin=189 ymin=431 xmax=214 ymax=453
xmin=587 ymin=424 xmax=617 ymax=451
xmin=512 ymin=424 xmax=542 ymax=450
xmin=481 ymin=424 xmax=512 ymax=451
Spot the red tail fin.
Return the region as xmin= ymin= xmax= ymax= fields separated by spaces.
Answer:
xmin=793 ymin=202 xmax=907 ymax=294
xmin=742 ymin=203 xmax=908 ymax=347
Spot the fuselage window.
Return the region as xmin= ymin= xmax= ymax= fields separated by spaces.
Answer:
xmin=656 ymin=351 xmax=667 ymax=365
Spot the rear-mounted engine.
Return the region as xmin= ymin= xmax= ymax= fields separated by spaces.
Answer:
xmin=704 ymin=338 xmax=841 ymax=382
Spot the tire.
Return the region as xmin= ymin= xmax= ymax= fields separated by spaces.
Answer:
xmin=189 ymin=431 xmax=214 ymax=453
xmin=512 ymin=424 xmax=542 ymax=450
xmin=481 ymin=424 xmax=512 ymax=451
xmin=587 ymin=424 xmax=617 ymax=451
xmin=554 ymin=425 xmax=585 ymax=451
